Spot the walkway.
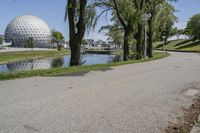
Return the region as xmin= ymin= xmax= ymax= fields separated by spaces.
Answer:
xmin=0 ymin=52 xmax=200 ymax=133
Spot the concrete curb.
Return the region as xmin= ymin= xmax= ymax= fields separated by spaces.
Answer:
xmin=190 ymin=115 xmax=200 ymax=133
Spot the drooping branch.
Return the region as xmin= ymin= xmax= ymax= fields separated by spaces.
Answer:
xmin=112 ymin=0 xmax=127 ymax=29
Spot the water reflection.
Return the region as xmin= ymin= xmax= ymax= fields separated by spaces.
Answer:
xmin=0 ymin=54 xmax=123 ymax=73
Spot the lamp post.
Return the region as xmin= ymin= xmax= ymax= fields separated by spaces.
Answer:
xmin=142 ymin=13 xmax=151 ymax=58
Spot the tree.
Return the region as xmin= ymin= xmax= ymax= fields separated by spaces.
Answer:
xmin=65 ymin=0 xmax=87 ymax=66
xmin=0 ymin=36 xmax=3 ymax=45
xmin=24 ymin=37 xmax=35 ymax=51
xmin=96 ymin=0 xmax=137 ymax=61
xmin=132 ymin=0 xmax=147 ymax=59
xmin=145 ymin=0 xmax=177 ymax=57
xmin=65 ymin=0 xmax=96 ymax=66
xmin=81 ymin=39 xmax=88 ymax=46
xmin=99 ymin=22 xmax=123 ymax=49
xmin=185 ymin=14 xmax=200 ymax=41
xmin=51 ymin=30 xmax=64 ymax=48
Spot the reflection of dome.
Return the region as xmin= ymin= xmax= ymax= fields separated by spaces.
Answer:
xmin=7 ymin=59 xmax=52 ymax=71
xmin=5 ymin=15 xmax=51 ymax=48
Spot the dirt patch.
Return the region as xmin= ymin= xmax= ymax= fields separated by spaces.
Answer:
xmin=165 ymin=95 xmax=200 ymax=133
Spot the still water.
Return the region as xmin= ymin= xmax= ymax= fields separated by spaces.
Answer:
xmin=0 ymin=54 xmax=122 ymax=73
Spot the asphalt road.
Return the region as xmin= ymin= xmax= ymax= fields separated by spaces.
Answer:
xmin=0 ymin=52 xmax=200 ymax=133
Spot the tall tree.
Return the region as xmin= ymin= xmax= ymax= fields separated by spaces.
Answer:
xmin=132 ymin=0 xmax=148 ymax=59
xmin=96 ymin=0 xmax=137 ymax=61
xmin=99 ymin=20 xmax=123 ymax=49
xmin=65 ymin=0 xmax=88 ymax=66
xmin=145 ymin=0 xmax=163 ymax=57
xmin=185 ymin=13 xmax=200 ymax=41
xmin=145 ymin=0 xmax=177 ymax=57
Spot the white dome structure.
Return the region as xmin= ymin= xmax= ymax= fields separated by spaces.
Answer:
xmin=5 ymin=15 xmax=51 ymax=48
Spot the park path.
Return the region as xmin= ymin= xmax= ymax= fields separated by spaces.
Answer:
xmin=0 ymin=52 xmax=200 ymax=133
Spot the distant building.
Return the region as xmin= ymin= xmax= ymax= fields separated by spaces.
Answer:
xmin=168 ymin=34 xmax=190 ymax=41
xmin=5 ymin=15 xmax=51 ymax=48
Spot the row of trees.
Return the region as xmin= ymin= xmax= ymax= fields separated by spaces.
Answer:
xmin=65 ymin=0 xmax=177 ymax=66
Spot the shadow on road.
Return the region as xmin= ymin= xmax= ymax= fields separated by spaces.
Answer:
xmin=47 ymin=67 xmax=113 ymax=77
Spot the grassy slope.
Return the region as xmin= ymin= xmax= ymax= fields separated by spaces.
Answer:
xmin=0 ymin=52 xmax=169 ymax=80
xmin=0 ymin=50 xmax=69 ymax=64
xmin=155 ymin=39 xmax=200 ymax=52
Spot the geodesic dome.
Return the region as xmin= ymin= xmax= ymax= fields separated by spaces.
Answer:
xmin=5 ymin=15 xmax=51 ymax=48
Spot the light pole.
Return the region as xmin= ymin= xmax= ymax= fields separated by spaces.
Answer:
xmin=142 ymin=13 xmax=151 ymax=58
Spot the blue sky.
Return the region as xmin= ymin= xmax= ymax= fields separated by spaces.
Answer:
xmin=171 ymin=0 xmax=200 ymax=29
xmin=0 ymin=0 xmax=200 ymax=41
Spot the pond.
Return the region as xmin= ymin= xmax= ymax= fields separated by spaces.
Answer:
xmin=0 ymin=54 xmax=123 ymax=73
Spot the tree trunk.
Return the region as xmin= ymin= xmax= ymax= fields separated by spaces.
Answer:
xmin=67 ymin=0 xmax=87 ymax=66
xmin=123 ymin=29 xmax=131 ymax=61
xmin=136 ymin=23 xmax=143 ymax=59
xmin=70 ymin=37 xmax=81 ymax=65
xmin=147 ymin=20 xmax=153 ymax=58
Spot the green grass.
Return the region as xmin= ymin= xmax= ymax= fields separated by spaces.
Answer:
xmin=0 ymin=50 xmax=69 ymax=64
xmin=154 ymin=39 xmax=200 ymax=52
xmin=0 ymin=52 xmax=169 ymax=80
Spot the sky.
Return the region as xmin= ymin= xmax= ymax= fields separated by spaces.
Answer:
xmin=0 ymin=0 xmax=200 ymax=41
xmin=171 ymin=0 xmax=200 ymax=29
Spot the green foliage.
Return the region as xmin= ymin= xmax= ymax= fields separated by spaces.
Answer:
xmin=51 ymin=30 xmax=65 ymax=49
xmin=81 ymin=39 xmax=88 ymax=46
xmin=52 ymin=30 xmax=64 ymax=42
xmin=100 ymin=23 xmax=123 ymax=47
xmin=0 ymin=36 xmax=3 ymax=45
xmin=24 ymin=37 xmax=35 ymax=48
xmin=153 ymin=2 xmax=177 ymax=41
xmin=185 ymin=14 xmax=200 ymax=40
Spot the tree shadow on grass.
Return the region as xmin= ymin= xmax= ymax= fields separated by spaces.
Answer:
xmin=155 ymin=40 xmax=175 ymax=48
xmin=177 ymin=41 xmax=200 ymax=50
xmin=48 ymin=67 xmax=113 ymax=77
xmin=175 ymin=39 xmax=192 ymax=46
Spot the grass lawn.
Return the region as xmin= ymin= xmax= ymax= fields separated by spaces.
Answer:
xmin=154 ymin=39 xmax=200 ymax=52
xmin=0 ymin=50 xmax=70 ymax=64
xmin=0 ymin=52 xmax=169 ymax=80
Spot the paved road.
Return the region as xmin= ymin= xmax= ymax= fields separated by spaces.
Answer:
xmin=0 ymin=52 xmax=200 ymax=133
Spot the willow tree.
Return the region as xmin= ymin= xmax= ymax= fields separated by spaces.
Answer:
xmin=95 ymin=0 xmax=137 ymax=61
xmin=131 ymin=0 xmax=148 ymax=59
xmin=99 ymin=22 xmax=123 ymax=49
xmin=64 ymin=0 xmax=87 ymax=66
xmin=145 ymin=0 xmax=177 ymax=57
xmin=154 ymin=2 xmax=177 ymax=42
xmin=65 ymin=0 xmax=96 ymax=66
xmin=145 ymin=0 xmax=164 ymax=57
